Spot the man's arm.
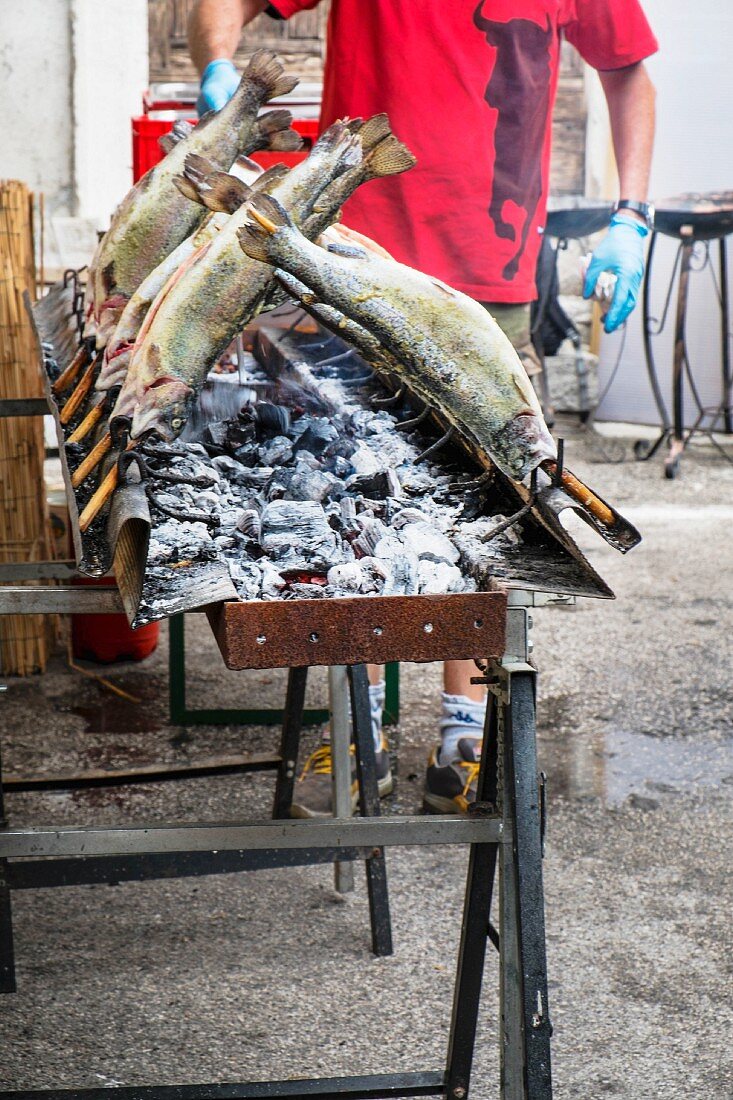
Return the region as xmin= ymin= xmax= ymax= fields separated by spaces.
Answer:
xmin=600 ymin=61 xmax=656 ymax=213
xmin=188 ymin=0 xmax=267 ymax=75
xmin=584 ymin=61 xmax=656 ymax=332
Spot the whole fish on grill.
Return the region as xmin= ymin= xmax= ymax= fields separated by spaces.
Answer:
xmin=97 ymin=163 xmax=289 ymax=392
xmin=88 ymin=50 xmax=300 ymax=346
xmin=113 ymin=118 xmax=414 ymax=442
xmin=237 ymin=193 xmax=556 ymax=481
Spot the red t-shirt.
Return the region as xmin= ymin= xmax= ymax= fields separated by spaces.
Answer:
xmin=269 ymin=0 xmax=658 ymax=302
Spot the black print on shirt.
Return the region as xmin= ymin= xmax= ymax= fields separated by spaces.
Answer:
xmin=473 ymin=5 xmax=553 ymax=280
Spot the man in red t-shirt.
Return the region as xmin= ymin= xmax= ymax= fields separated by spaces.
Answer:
xmin=189 ymin=0 xmax=657 ymax=815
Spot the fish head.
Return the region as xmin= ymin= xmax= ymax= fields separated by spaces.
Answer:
xmin=491 ymin=410 xmax=557 ymax=482
xmin=130 ymin=377 xmax=195 ymax=441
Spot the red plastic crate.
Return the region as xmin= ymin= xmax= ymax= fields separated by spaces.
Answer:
xmin=131 ymin=116 xmax=318 ymax=182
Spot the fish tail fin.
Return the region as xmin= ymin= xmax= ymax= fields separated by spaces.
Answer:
xmin=365 ymin=135 xmax=417 ymax=179
xmin=311 ymin=120 xmax=362 ymax=169
xmin=175 ymin=153 xmax=253 ymax=214
xmin=253 ymin=108 xmax=302 ymax=153
xmin=250 ymin=164 xmax=290 ymax=193
xmin=237 ymin=193 xmax=294 ymax=263
xmin=268 ymin=128 xmax=303 ymax=152
xmin=240 ymin=48 xmax=298 ymax=102
xmin=358 ymin=113 xmax=392 ymax=151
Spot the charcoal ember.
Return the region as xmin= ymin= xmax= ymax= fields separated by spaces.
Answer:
xmin=346 ymin=468 xmax=401 ymax=500
xmin=349 ymin=444 xmax=383 ymax=477
xmin=214 ymin=535 xmax=237 ymax=551
xmin=399 ymin=521 xmax=460 ymax=565
xmin=194 ymin=490 xmax=222 ymax=512
xmin=236 ymin=467 xmax=275 ymax=490
xmin=65 ymin=442 xmax=85 ymax=462
xmin=211 ymin=455 xmax=243 ymax=479
xmin=260 ymin=559 xmax=287 ymax=598
xmin=236 ymin=509 xmax=261 ymax=540
xmin=260 ymin=500 xmax=341 ymax=569
xmin=356 ymin=556 xmax=389 ymax=593
xmin=353 ymin=516 xmax=390 ymax=557
xmin=322 ymin=454 xmax=354 ymax=479
xmin=284 ymin=468 xmax=343 ymax=503
xmin=327 ymin=435 xmax=358 ymax=460
xmin=398 ymin=467 xmax=436 ymax=495
xmin=417 ymin=560 xmax=465 ymax=594
xmin=340 ymin=496 xmax=358 ymax=534
xmin=292 ymin=418 xmax=339 ymax=456
xmin=147 ymin=519 xmax=215 ymax=565
xmin=228 ymin=560 xmax=261 ymax=599
xmin=233 ymin=442 xmax=260 ymax=467
xmin=284 ymin=582 xmax=328 ymax=600
xmin=261 ymin=435 xmax=293 ymax=466
xmin=326 ymin=562 xmax=365 ymax=592
xmin=184 ymin=443 xmax=209 ymax=457
xmin=225 ymin=421 xmax=257 ymax=451
xmin=377 ymin=542 xmax=419 ymax=596
xmin=291 ymin=449 xmax=320 ymax=471
xmin=266 ymin=467 xmax=293 ymax=500
xmin=392 ymin=506 xmax=431 ymax=528
xmin=204 ymin=421 xmax=229 ymax=450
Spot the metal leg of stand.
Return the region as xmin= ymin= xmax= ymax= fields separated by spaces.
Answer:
xmin=348 ymin=663 xmax=393 ymax=957
xmin=502 ymin=671 xmax=552 ymax=1099
xmin=329 ymin=665 xmax=354 ymax=894
xmin=272 ymin=667 xmax=308 ymax=819
xmin=666 ymin=237 xmax=694 ymax=479
xmin=445 ymin=693 xmax=500 ymax=1100
xmin=720 ymin=239 xmax=732 ymax=435
xmin=0 ymin=751 xmax=16 ymax=993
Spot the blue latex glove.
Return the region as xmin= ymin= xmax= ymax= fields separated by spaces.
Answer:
xmin=583 ymin=213 xmax=649 ymax=334
xmin=196 ymin=58 xmax=239 ymax=116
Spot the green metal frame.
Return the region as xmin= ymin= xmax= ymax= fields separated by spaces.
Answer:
xmin=168 ymin=614 xmax=399 ymax=727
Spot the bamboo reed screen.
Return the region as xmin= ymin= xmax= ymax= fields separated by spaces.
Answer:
xmin=0 ymin=180 xmax=53 ymax=675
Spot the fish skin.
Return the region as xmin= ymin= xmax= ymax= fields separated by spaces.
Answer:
xmin=97 ymin=159 xmax=287 ymax=393
xmin=90 ymin=50 xmax=298 ymax=327
xmin=117 ymin=121 xmax=365 ymax=440
xmin=238 ymin=194 xmax=556 ymax=481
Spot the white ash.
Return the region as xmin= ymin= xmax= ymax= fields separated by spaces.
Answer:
xmin=141 ymin=355 xmax=526 ymax=602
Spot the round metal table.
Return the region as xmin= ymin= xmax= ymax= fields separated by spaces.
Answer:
xmin=636 ymin=191 xmax=733 ymax=478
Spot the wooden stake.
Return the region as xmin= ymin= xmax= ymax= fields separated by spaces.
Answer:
xmin=70 ymin=431 xmax=112 ymax=488
xmin=77 ymin=438 xmax=137 ymax=532
xmin=59 ymin=356 xmax=98 ymax=424
xmin=67 ymin=398 xmax=106 ymax=443
xmin=542 ymin=461 xmax=615 ymax=527
xmin=52 ymin=341 xmax=90 ymax=395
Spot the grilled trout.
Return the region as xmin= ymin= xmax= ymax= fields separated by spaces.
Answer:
xmin=97 ymin=163 xmax=289 ymax=392
xmin=89 ymin=50 xmax=299 ymax=344
xmin=238 ymin=194 xmax=556 ymax=481
xmin=116 ymin=119 xmax=413 ymax=442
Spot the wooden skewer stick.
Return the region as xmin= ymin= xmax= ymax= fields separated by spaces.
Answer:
xmin=52 ymin=342 xmax=90 ymax=395
xmin=70 ymin=431 xmax=111 ymax=488
xmin=67 ymin=398 xmax=107 ymax=444
xmin=542 ymin=461 xmax=615 ymax=527
xmin=59 ymin=358 xmax=98 ymax=425
xmin=77 ymin=440 xmax=136 ymax=533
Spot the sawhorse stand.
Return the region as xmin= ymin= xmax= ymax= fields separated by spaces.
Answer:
xmin=0 ymin=589 xmax=553 ymax=1099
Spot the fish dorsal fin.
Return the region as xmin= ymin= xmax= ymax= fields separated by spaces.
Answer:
xmin=249 ymin=164 xmax=290 ymax=193
xmin=358 ymin=113 xmax=391 ymax=152
xmin=176 ymin=153 xmax=252 ymax=214
xmin=366 ymin=135 xmax=417 ymax=180
xmin=158 ymin=119 xmax=194 ymax=155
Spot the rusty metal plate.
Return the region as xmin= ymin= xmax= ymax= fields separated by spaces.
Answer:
xmin=207 ymin=590 xmax=507 ymax=670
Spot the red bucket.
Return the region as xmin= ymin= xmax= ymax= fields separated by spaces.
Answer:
xmin=71 ymin=576 xmax=159 ymax=664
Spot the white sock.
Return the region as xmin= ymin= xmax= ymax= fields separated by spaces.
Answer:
xmin=439 ymin=692 xmax=486 ymax=765
xmin=368 ymin=679 xmax=386 ymax=752
xmin=325 ymin=679 xmax=385 ymax=754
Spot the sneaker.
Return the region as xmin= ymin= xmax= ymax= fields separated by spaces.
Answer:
xmin=423 ymin=737 xmax=482 ymax=815
xmin=289 ymin=738 xmax=394 ymax=819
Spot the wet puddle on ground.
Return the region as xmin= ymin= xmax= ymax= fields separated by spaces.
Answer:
xmin=540 ymin=727 xmax=733 ymax=806
xmin=70 ymin=676 xmax=164 ymax=734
